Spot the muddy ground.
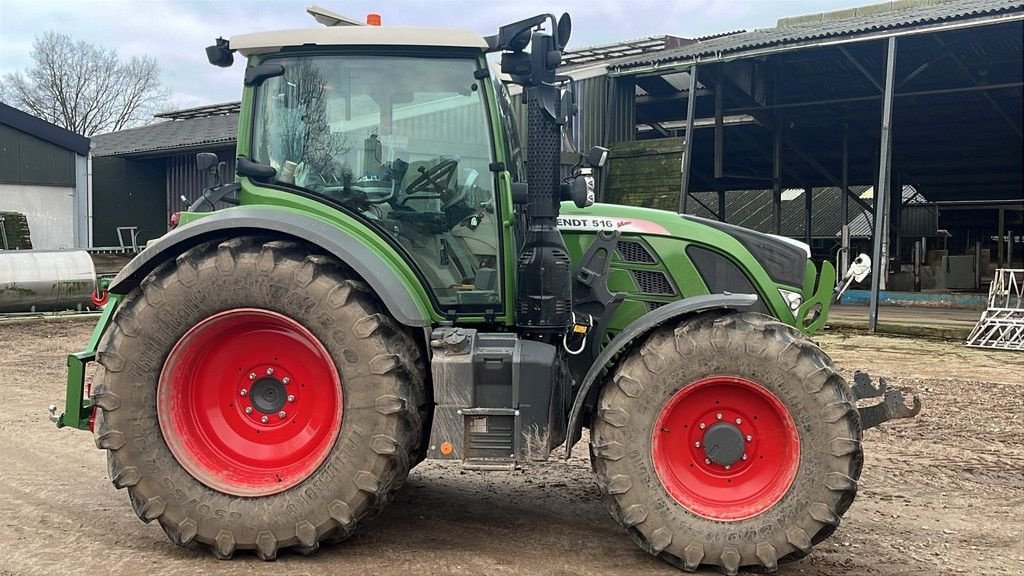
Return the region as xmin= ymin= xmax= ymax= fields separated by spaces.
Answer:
xmin=0 ymin=318 xmax=1021 ymax=576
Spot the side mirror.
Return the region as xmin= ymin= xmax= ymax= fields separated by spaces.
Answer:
xmin=586 ymin=146 xmax=609 ymax=169
xmin=196 ymin=152 xmax=219 ymax=173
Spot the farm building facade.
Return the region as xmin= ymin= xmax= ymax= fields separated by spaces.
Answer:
xmin=0 ymin=103 xmax=90 ymax=250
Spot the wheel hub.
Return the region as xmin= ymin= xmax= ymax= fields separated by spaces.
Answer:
xmin=250 ymin=377 xmax=287 ymax=414
xmin=157 ymin=308 xmax=342 ymax=497
xmin=651 ymin=376 xmax=800 ymax=521
xmin=702 ymin=422 xmax=745 ymax=466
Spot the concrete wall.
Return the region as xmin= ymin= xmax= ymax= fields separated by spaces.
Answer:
xmin=0 ymin=183 xmax=75 ymax=249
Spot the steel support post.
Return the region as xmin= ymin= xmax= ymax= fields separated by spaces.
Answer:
xmin=714 ymin=67 xmax=724 ymax=179
xmin=841 ymin=124 xmax=851 ymax=275
xmin=679 ymin=66 xmax=698 ymax=214
xmin=772 ymin=114 xmax=783 ymax=235
xmin=998 ymin=208 xmax=1006 ymax=265
xmin=718 ymin=190 xmax=726 ymax=222
xmin=869 ymin=37 xmax=897 ymax=333
xmin=804 ymin=186 xmax=813 ymax=246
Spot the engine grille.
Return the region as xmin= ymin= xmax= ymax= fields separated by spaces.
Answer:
xmin=631 ymin=270 xmax=676 ymax=295
xmin=616 ymin=240 xmax=656 ymax=264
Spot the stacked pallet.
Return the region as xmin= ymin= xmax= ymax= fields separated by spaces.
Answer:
xmin=0 ymin=212 xmax=33 ymax=250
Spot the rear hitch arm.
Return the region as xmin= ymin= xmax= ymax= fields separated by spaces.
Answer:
xmin=851 ymin=371 xmax=922 ymax=430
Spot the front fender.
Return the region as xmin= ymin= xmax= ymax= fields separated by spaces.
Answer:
xmin=564 ymin=293 xmax=758 ymax=458
xmin=108 ymin=206 xmax=431 ymax=327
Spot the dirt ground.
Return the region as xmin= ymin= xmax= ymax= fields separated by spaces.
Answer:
xmin=0 ymin=317 xmax=1021 ymax=576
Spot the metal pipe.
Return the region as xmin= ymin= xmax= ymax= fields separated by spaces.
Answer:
xmin=869 ymin=37 xmax=898 ymax=333
xmin=679 ymin=66 xmax=698 ymax=214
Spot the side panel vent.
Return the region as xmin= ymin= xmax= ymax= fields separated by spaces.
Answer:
xmin=616 ymin=240 xmax=656 ymax=263
xmin=645 ymin=301 xmax=669 ymax=312
xmin=630 ymin=270 xmax=676 ymax=295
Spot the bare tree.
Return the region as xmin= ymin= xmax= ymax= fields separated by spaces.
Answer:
xmin=0 ymin=31 xmax=169 ymax=136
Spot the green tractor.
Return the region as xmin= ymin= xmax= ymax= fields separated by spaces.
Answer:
xmin=53 ymin=13 xmax=920 ymax=574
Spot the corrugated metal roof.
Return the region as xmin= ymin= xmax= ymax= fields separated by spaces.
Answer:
xmin=91 ymin=113 xmax=238 ymax=157
xmin=612 ymin=0 xmax=1024 ymax=71
xmin=560 ymin=36 xmax=690 ymax=70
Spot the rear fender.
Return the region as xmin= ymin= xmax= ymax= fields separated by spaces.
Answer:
xmin=564 ymin=293 xmax=758 ymax=458
xmin=108 ymin=207 xmax=431 ymax=327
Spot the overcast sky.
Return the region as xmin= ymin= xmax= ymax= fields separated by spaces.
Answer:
xmin=1 ymin=0 xmax=871 ymax=111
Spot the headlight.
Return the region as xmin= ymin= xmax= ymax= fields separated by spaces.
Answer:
xmin=779 ymin=289 xmax=803 ymax=311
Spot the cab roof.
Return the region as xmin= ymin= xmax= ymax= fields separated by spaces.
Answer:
xmin=230 ymin=26 xmax=489 ymax=56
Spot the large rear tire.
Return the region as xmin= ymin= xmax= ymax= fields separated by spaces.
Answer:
xmin=591 ymin=312 xmax=863 ymax=574
xmin=90 ymin=237 xmax=426 ymax=559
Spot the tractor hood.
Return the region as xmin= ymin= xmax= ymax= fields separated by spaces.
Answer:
xmin=558 ymin=202 xmax=810 ymax=290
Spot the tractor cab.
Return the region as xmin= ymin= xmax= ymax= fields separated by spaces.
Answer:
xmin=230 ymin=27 xmax=506 ymax=310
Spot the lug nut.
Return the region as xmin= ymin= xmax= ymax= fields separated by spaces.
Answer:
xmin=282 ymin=377 xmax=290 ymax=384
xmin=742 ymin=454 xmax=748 ymax=460
xmin=245 ymin=406 xmax=253 ymax=414
xmin=260 ymin=415 xmax=269 ymax=423
xmin=248 ymin=372 xmax=256 ymax=380
xmin=704 ymin=458 xmax=711 ymax=465
xmin=266 ymin=368 xmax=274 ymax=375
xmin=240 ymin=388 xmax=248 ymax=396
xmin=725 ymin=465 xmax=731 ymax=470
xmin=746 ymin=435 xmax=753 ymax=441
xmin=735 ymin=418 xmax=742 ymax=425
xmin=695 ymin=441 xmax=701 ymax=448
xmin=716 ymin=413 xmax=723 ymax=420
xmin=278 ymin=411 xmax=287 ymax=418
xmin=287 ymin=394 xmax=295 ymax=402
xmin=698 ymin=423 xmax=706 ymax=430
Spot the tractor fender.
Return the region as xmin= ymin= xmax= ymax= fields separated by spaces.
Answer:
xmin=107 ymin=206 xmax=431 ymax=327
xmin=564 ymin=293 xmax=758 ymax=458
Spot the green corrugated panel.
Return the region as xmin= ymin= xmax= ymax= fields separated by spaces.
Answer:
xmin=604 ymin=138 xmax=683 ymax=210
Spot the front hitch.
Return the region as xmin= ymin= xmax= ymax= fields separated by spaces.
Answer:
xmin=850 ymin=371 xmax=922 ymax=430
xmin=52 ymin=293 xmax=121 ymax=430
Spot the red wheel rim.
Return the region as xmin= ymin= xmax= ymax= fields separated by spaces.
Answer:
xmin=158 ymin=308 xmax=342 ymax=497
xmin=652 ymin=376 xmax=799 ymax=521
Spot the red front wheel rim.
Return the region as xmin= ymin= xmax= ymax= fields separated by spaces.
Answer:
xmin=158 ymin=308 xmax=342 ymax=497
xmin=652 ymin=376 xmax=800 ymax=521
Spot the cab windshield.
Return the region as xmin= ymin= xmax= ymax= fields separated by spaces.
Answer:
xmin=252 ymin=55 xmax=501 ymax=309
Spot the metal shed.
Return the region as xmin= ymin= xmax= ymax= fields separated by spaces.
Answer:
xmin=595 ymin=0 xmax=1023 ymax=329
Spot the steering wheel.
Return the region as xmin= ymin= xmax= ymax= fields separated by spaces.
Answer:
xmin=405 ymin=159 xmax=458 ymax=195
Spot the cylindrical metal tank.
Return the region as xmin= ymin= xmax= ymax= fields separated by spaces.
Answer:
xmin=0 ymin=250 xmax=97 ymax=313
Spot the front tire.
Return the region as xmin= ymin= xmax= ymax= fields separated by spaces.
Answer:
xmin=91 ymin=237 xmax=426 ymax=559
xmin=591 ymin=312 xmax=863 ymax=574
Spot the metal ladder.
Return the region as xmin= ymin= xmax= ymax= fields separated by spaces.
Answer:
xmin=966 ymin=269 xmax=1024 ymax=351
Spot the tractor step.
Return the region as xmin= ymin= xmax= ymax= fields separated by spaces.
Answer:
xmin=462 ymin=459 xmax=516 ymax=471
xmin=851 ymin=371 xmax=922 ymax=430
